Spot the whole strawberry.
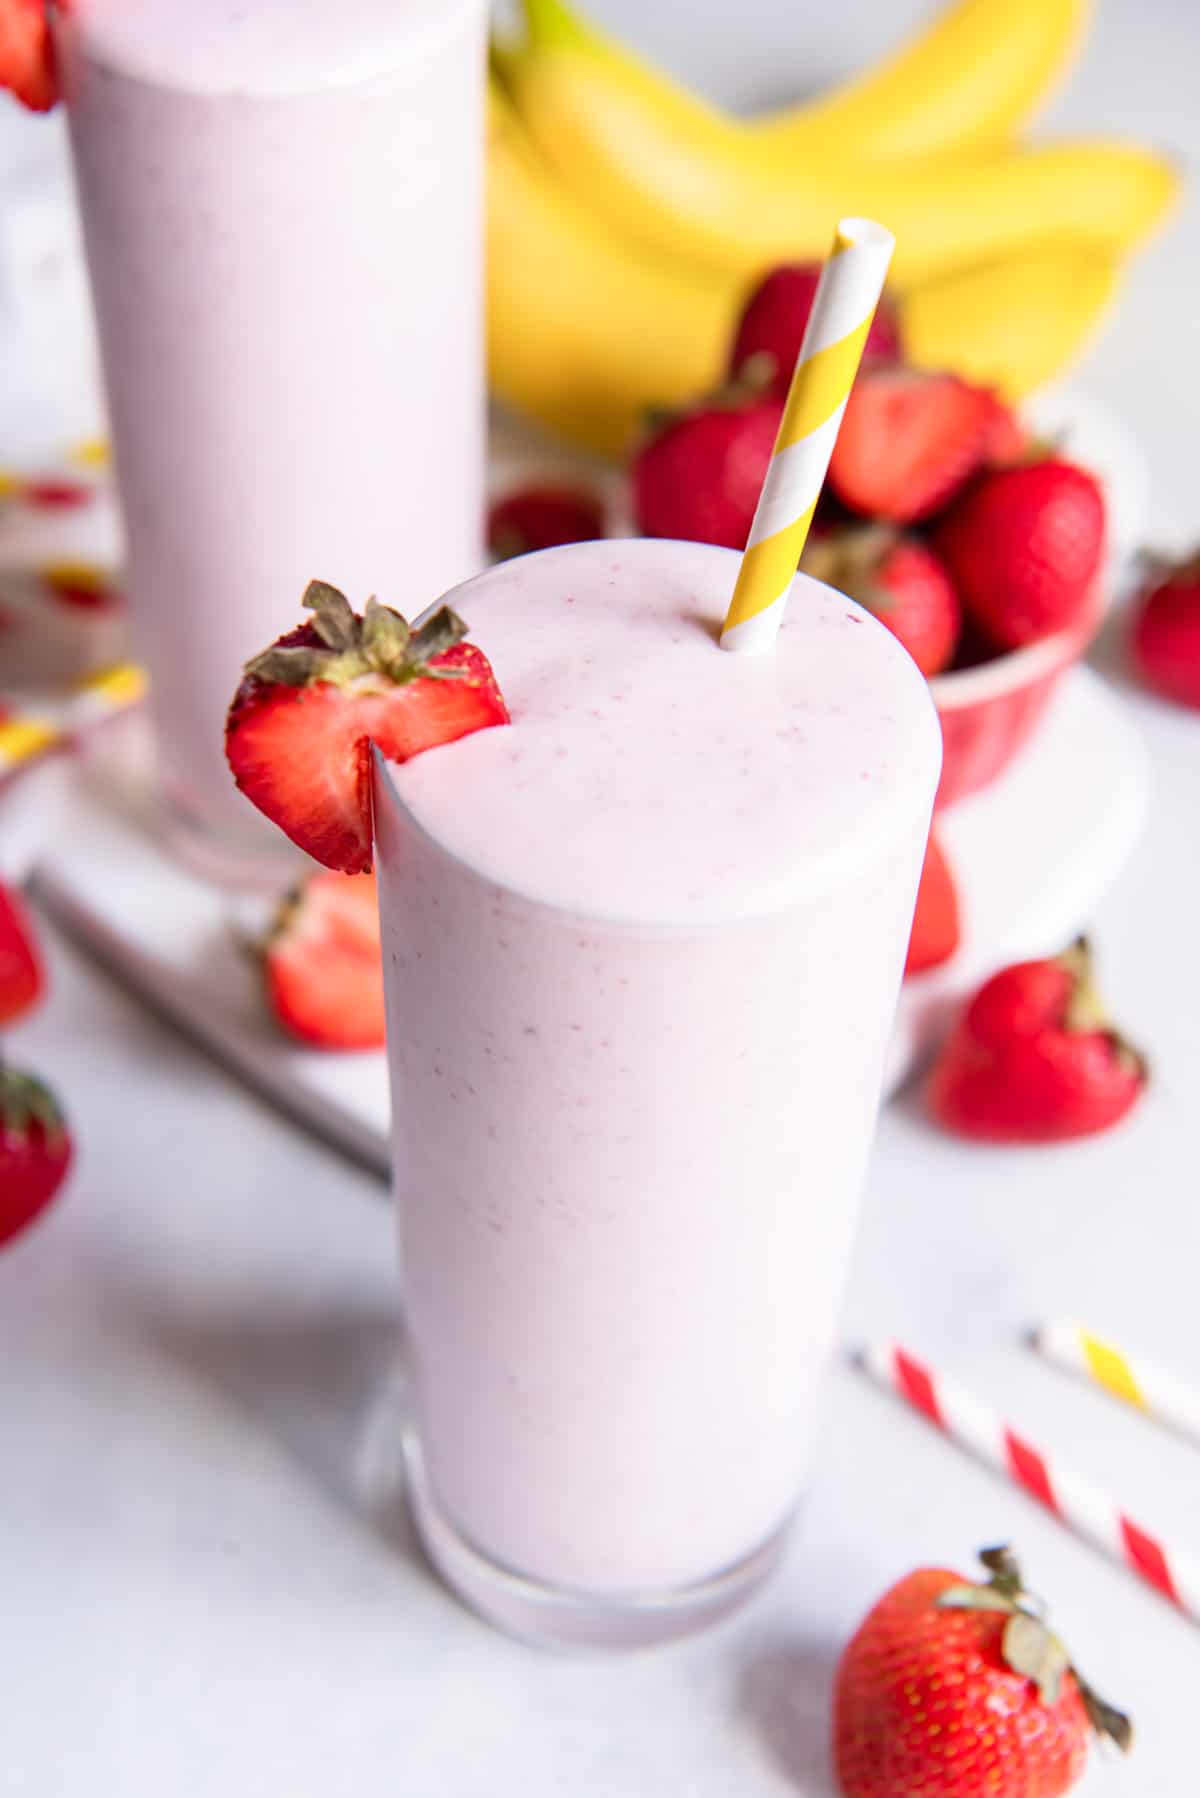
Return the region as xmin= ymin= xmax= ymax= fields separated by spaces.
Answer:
xmin=835 ymin=1545 xmax=1131 ymax=1798
xmin=934 ymin=459 xmax=1106 ymax=651
xmin=841 ymin=1546 xmax=1129 ymax=1798
xmin=487 ymin=485 xmax=605 ymax=562
xmin=802 ymin=526 xmax=961 ymax=677
xmin=728 ymin=263 xmax=901 ymax=399
xmin=929 ymin=937 xmax=1146 ymax=1142
xmin=0 ymin=0 xmax=58 ymax=111
xmin=631 ymin=396 xmax=783 ymax=550
xmin=0 ymin=1064 xmax=72 ymax=1248
xmin=1131 ymin=551 xmax=1200 ymax=710
xmin=0 ymin=879 xmax=45 ymax=1027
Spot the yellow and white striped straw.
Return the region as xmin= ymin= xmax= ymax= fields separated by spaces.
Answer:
xmin=1036 ymin=1319 xmax=1200 ymax=1448
xmin=0 ymin=663 xmax=146 ymax=780
xmin=720 ymin=217 xmax=895 ymax=654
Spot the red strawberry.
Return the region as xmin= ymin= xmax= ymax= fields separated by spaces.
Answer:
xmin=802 ymin=525 xmax=961 ymax=676
xmin=904 ymin=833 xmax=960 ymax=976
xmin=929 ymin=937 xmax=1146 ymax=1142
xmin=0 ymin=0 xmax=58 ymax=111
xmin=0 ymin=879 xmax=45 ymax=1026
xmin=934 ymin=460 xmax=1106 ymax=651
xmin=632 ymin=396 xmax=783 ymax=549
xmin=487 ymin=485 xmax=605 ymax=561
xmin=728 ymin=262 xmax=901 ymax=398
xmin=0 ymin=1065 xmax=72 ymax=1249
xmin=828 ymin=368 xmax=996 ymax=524
xmin=226 ymin=579 xmax=509 ymax=875
xmin=980 ymin=393 xmax=1031 ymax=468
xmin=835 ymin=1545 xmax=1131 ymax=1798
xmin=263 ymin=870 xmax=385 ymax=1050
xmin=1131 ymin=551 xmax=1200 ymax=710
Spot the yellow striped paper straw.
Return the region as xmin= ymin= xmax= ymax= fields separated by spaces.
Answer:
xmin=1036 ymin=1319 xmax=1200 ymax=1448
xmin=0 ymin=663 xmax=147 ymax=780
xmin=720 ymin=217 xmax=895 ymax=654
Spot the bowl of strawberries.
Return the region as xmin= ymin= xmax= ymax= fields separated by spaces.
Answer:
xmin=627 ymin=264 xmax=1114 ymax=811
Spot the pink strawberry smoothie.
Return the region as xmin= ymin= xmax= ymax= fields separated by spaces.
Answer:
xmin=373 ymin=539 xmax=942 ymax=1631
xmin=57 ymin=0 xmax=486 ymax=861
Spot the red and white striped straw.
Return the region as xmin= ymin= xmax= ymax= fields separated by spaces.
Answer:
xmin=860 ymin=1340 xmax=1200 ymax=1624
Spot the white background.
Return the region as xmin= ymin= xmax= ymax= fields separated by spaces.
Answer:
xmin=2 ymin=3 xmax=1199 ymax=1793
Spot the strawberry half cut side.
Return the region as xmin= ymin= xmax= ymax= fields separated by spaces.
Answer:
xmin=828 ymin=367 xmax=997 ymax=525
xmin=263 ymin=870 xmax=385 ymax=1051
xmin=226 ymin=580 xmax=510 ymax=874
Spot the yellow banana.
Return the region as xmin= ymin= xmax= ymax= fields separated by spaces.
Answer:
xmin=487 ymin=85 xmax=1119 ymax=456
xmin=509 ymin=0 xmax=1091 ymax=161
xmin=900 ymin=247 xmax=1121 ymax=399
xmin=508 ymin=45 xmax=1179 ymax=286
xmin=754 ymin=0 xmax=1091 ymax=157
xmin=486 ymin=83 xmax=740 ymax=458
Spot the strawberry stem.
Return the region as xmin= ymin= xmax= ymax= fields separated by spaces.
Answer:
xmin=0 ymin=1065 xmax=67 ymax=1145
xmin=243 ymin=584 xmax=471 ymax=691
xmin=935 ymin=1546 xmax=1131 ymax=1751
xmin=1057 ymin=937 xmax=1149 ymax=1079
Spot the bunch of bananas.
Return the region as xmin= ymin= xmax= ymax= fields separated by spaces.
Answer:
xmin=488 ymin=0 xmax=1178 ymax=457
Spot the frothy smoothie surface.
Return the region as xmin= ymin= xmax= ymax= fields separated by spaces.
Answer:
xmin=67 ymin=0 xmax=468 ymax=94
xmin=387 ymin=540 xmax=942 ymax=926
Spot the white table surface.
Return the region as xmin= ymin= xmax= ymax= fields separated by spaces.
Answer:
xmin=3 ymin=3 xmax=1200 ymax=1793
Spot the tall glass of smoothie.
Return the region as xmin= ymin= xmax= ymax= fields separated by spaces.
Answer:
xmin=56 ymin=0 xmax=486 ymax=878
xmin=372 ymin=538 xmax=942 ymax=1647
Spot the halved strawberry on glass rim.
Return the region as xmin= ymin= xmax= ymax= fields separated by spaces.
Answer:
xmin=225 ymin=580 xmax=510 ymax=875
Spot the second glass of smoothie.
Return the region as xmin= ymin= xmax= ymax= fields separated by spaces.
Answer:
xmin=373 ymin=538 xmax=942 ymax=1647
xmin=57 ymin=0 xmax=486 ymax=879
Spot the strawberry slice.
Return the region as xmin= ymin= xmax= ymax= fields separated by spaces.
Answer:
xmin=904 ymin=833 xmax=961 ymax=976
xmin=0 ymin=879 xmax=45 ymax=1027
xmin=263 ymin=870 xmax=385 ymax=1050
xmin=829 ymin=367 xmax=997 ymax=524
xmin=0 ymin=1065 xmax=71 ymax=1249
xmin=0 ymin=0 xmax=59 ymax=112
xmin=226 ymin=580 xmax=509 ymax=874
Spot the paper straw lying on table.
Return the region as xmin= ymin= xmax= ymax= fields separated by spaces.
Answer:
xmin=0 ymin=663 xmax=146 ymax=779
xmin=1035 ymin=1319 xmax=1200 ymax=1448
xmin=0 ymin=439 xmax=110 ymax=507
xmin=720 ymin=216 xmax=894 ymax=654
xmin=860 ymin=1340 xmax=1200 ymax=1623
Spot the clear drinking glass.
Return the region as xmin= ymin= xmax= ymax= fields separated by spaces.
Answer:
xmin=57 ymin=0 xmax=486 ymax=882
xmin=372 ymin=539 xmax=942 ymax=1647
